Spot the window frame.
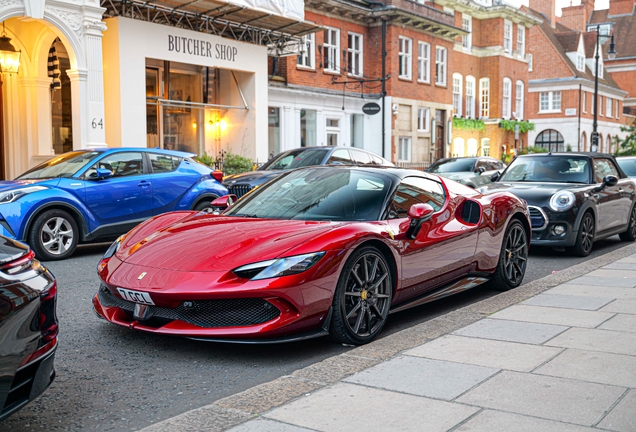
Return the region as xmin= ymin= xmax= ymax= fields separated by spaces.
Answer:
xmin=466 ymin=76 xmax=476 ymax=119
xmin=453 ymin=73 xmax=463 ymax=116
xmin=297 ymin=33 xmax=315 ymax=69
xmin=398 ymin=136 xmax=412 ymax=162
xmin=502 ymin=78 xmax=512 ymax=119
xmin=479 ymin=78 xmax=490 ymax=118
xmin=418 ymin=41 xmax=430 ymax=83
xmin=515 ymin=80 xmax=524 ymax=120
xmin=504 ymin=20 xmax=512 ymax=53
xmin=435 ymin=46 xmax=447 ymax=86
xmin=539 ymin=91 xmax=562 ymax=113
xmin=399 ymin=36 xmax=413 ymax=80
xmin=417 ymin=107 xmax=430 ymax=132
xmin=606 ymin=97 xmax=612 ymax=118
xmin=462 ymin=15 xmax=472 ymax=51
xmin=517 ymin=25 xmax=525 ymax=58
xmin=323 ymin=27 xmax=340 ymax=73
xmin=347 ymin=32 xmax=363 ymax=77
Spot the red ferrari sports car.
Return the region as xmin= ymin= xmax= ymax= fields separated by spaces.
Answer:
xmin=93 ymin=166 xmax=530 ymax=345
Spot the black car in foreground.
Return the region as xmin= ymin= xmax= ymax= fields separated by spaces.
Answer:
xmin=223 ymin=146 xmax=393 ymax=198
xmin=0 ymin=237 xmax=57 ymax=420
xmin=482 ymin=152 xmax=636 ymax=256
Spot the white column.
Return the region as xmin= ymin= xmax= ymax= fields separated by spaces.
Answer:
xmin=316 ymin=110 xmax=325 ymax=146
xmin=83 ymin=22 xmax=108 ymax=147
xmin=27 ymin=77 xmax=55 ymax=156
xmin=344 ymin=113 xmax=351 ymax=147
xmin=283 ymin=106 xmax=294 ymax=150
xmin=66 ymin=68 xmax=89 ymax=150
xmin=294 ymin=108 xmax=302 ymax=147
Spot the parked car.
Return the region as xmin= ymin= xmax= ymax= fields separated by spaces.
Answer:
xmin=481 ymin=152 xmax=636 ymax=256
xmin=94 ymin=166 xmax=529 ymax=345
xmin=0 ymin=148 xmax=228 ymax=261
xmin=223 ymin=146 xmax=394 ymax=198
xmin=0 ymin=236 xmax=57 ymax=420
xmin=616 ymin=156 xmax=636 ymax=178
xmin=427 ymin=157 xmax=506 ymax=188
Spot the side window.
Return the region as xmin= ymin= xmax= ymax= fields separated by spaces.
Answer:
xmin=390 ymin=176 xmax=446 ymax=218
xmin=327 ymin=149 xmax=354 ymax=165
xmin=593 ymin=159 xmax=619 ymax=183
xmin=85 ymin=152 xmax=144 ymax=179
xmin=150 ymin=153 xmax=181 ymax=173
xmin=371 ymin=155 xmax=384 ymax=165
xmin=475 ymin=160 xmax=488 ymax=171
xmin=350 ymin=149 xmax=372 ymax=165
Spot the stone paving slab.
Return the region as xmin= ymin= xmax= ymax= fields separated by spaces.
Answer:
xmin=141 ymin=405 xmax=252 ymax=432
xmin=614 ymin=255 xmax=636 ymax=264
xmin=454 ymin=410 xmax=597 ymax=432
xmin=290 ymin=354 xmax=380 ymax=384
xmin=598 ymin=314 xmax=636 ymax=333
xmin=546 ymin=284 xmax=636 ymax=299
xmin=452 ymin=318 xmax=568 ymax=344
xmin=600 ymin=299 xmax=636 ymax=315
xmin=602 ymin=262 xmax=636 ymax=271
xmin=597 ymin=390 xmax=636 ymax=432
xmin=343 ymin=356 xmax=499 ymax=401
xmin=489 ymin=304 xmax=614 ymax=328
xmin=545 ymin=328 xmax=636 ymax=356
xmin=520 ymin=294 xmax=614 ymax=311
xmin=534 ymin=348 xmax=636 ymax=388
xmin=227 ymin=419 xmax=315 ymax=432
xmin=456 ymin=371 xmax=625 ymax=426
xmin=586 ymin=268 xmax=636 ymax=279
xmin=405 ymin=335 xmax=563 ymax=372
xmin=265 ymin=382 xmax=480 ymax=432
xmin=566 ymin=275 xmax=636 ymax=288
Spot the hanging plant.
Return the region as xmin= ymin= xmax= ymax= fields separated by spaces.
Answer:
xmin=452 ymin=117 xmax=486 ymax=131
xmin=498 ymin=119 xmax=536 ymax=133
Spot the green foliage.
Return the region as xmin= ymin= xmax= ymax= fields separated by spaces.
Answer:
xmin=520 ymin=146 xmax=549 ymax=155
xmin=614 ymin=119 xmax=636 ymax=156
xmin=223 ymin=153 xmax=254 ymax=175
xmin=566 ymin=144 xmax=572 ymax=152
xmin=498 ymin=119 xmax=536 ymax=133
xmin=452 ymin=117 xmax=485 ymax=131
xmin=195 ymin=152 xmax=217 ymax=167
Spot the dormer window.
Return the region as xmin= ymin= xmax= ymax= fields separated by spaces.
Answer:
xmin=576 ymin=53 xmax=585 ymax=72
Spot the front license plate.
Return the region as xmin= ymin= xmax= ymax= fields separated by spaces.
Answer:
xmin=117 ymin=288 xmax=155 ymax=305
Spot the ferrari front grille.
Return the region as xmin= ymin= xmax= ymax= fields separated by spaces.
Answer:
xmin=98 ymin=285 xmax=280 ymax=328
xmin=528 ymin=206 xmax=548 ymax=230
xmin=228 ymin=184 xmax=253 ymax=198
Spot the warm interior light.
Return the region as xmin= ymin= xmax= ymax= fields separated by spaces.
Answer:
xmin=192 ymin=121 xmax=197 ymax=129
xmin=0 ymin=24 xmax=21 ymax=75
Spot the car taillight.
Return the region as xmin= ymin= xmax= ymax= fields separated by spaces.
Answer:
xmin=0 ymin=250 xmax=35 ymax=275
xmin=212 ymin=170 xmax=223 ymax=182
xmin=19 ymin=281 xmax=58 ymax=368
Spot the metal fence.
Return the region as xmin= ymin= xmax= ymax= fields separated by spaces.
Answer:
xmin=395 ymin=161 xmax=431 ymax=172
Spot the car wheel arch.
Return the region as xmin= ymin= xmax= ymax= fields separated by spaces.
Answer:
xmin=191 ymin=193 xmax=220 ymax=210
xmin=24 ymin=203 xmax=89 ymax=243
xmin=572 ymin=203 xmax=597 ymax=234
xmin=509 ymin=211 xmax=531 ymax=243
xmin=348 ymin=239 xmax=399 ymax=299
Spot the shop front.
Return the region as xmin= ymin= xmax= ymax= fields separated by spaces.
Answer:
xmin=0 ymin=0 xmax=106 ymax=179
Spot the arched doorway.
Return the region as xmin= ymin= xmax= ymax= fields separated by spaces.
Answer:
xmin=580 ymin=131 xmax=587 ymax=152
xmin=49 ymin=38 xmax=73 ymax=154
xmin=535 ymin=129 xmax=564 ymax=152
xmin=606 ymin=135 xmax=612 ymax=155
xmin=598 ymin=134 xmax=604 ymax=152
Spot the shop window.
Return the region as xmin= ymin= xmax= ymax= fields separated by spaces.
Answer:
xmin=163 ymin=70 xmax=203 ymax=155
xmin=50 ymin=39 xmax=73 ymax=155
xmin=300 ymin=109 xmax=316 ymax=147
xmin=326 ymin=118 xmax=341 ymax=146
xmin=351 ymin=114 xmax=364 ymax=148
xmin=269 ymin=107 xmax=281 ymax=157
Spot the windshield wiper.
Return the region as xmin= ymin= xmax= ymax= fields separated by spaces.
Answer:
xmin=231 ymin=213 xmax=260 ymax=218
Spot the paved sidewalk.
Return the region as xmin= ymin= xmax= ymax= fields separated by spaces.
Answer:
xmin=142 ymin=245 xmax=636 ymax=432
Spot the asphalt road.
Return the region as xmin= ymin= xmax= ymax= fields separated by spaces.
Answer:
xmin=0 ymin=235 xmax=627 ymax=431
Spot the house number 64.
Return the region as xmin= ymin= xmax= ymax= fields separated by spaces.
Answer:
xmin=92 ymin=118 xmax=104 ymax=129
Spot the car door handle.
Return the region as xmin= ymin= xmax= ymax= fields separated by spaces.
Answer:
xmin=138 ymin=181 xmax=151 ymax=188
xmin=618 ymin=188 xmax=624 ymax=193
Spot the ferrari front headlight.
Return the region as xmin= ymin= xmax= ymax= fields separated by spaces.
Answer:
xmin=233 ymin=252 xmax=326 ymax=280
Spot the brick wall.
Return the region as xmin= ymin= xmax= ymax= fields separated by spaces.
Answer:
xmin=560 ymin=5 xmax=587 ymax=32
xmin=609 ymin=0 xmax=636 ymax=16
xmin=528 ymin=0 xmax=556 ymax=27
xmin=527 ymin=26 xmax=572 ymax=80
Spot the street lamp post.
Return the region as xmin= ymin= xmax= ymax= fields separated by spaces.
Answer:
xmin=0 ymin=21 xmax=21 ymax=180
xmin=591 ymin=25 xmax=616 ymax=152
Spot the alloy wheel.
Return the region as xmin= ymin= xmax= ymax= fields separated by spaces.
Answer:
xmin=580 ymin=214 xmax=594 ymax=254
xmin=630 ymin=208 xmax=636 ymax=238
xmin=40 ymin=217 xmax=75 ymax=256
xmin=343 ymin=252 xmax=391 ymax=338
xmin=503 ymin=224 xmax=528 ymax=286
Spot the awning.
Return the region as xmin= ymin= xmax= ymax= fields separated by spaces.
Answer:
xmin=101 ymin=0 xmax=321 ymax=55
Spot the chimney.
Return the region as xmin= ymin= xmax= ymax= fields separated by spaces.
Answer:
xmin=529 ymin=0 xmax=556 ymax=26
xmin=609 ymin=0 xmax=636 ymax=15
xmin=561 ymin=0 xmax=593 ymax=31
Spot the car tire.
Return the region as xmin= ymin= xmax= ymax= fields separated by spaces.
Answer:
xmin=330 ymin=246 xmax=393 ymax=345
xmin=28 ymin=209 xmax=79 ymax=261
xmin=193 ymin=197 xmax=217 ymax=212
xmin=619 ymin=205 xmax=636 ymax=242
xmin=487 ymin=220 xmax=528 ymax=291
xmin=572 ymin=212 xmax=595 ymax=257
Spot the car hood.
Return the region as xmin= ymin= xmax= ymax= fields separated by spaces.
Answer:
xmin=0 ymin=178 xmax=60 ymax=193
xmin=119 ymin=215 xmax=342 ymax=272
xmin=481 ymin=182 xmax=587 ymax=205
xmin=223 ymin=170 xmax=282 ymax=186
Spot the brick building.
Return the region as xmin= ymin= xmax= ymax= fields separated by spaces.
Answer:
xmin=524 ymin=0 xmax=628 ymax=152
xmin=436 ymin=0 xmax=541 ymax=160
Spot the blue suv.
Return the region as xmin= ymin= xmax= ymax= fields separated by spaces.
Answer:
xmin=0 ymin=148 xmax=228 ymax=260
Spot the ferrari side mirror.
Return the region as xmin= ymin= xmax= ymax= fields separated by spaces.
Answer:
xmin=210 ymin=194 xmax=238 ymax=211
xmin=406 ymin=203 xmax=435 ymax=239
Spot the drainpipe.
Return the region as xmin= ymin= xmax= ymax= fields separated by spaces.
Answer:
xmin=365 ymin=1 xmax=388 ymax=158
xmin=577 ymin=83 xmax=581 ymax=151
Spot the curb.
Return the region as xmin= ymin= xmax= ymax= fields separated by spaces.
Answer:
xmin=139 ymin=241 xmax=636 ymax=432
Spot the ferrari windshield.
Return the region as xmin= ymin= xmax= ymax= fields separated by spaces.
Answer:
xmin=260 ymin=149 xmax=328 ymax=171
xmin=429 ymin=158 xmax=477 ymax=173
xmin=18 ymin=151 xmax=102 ymax=179
xmin=499 ymin=156 xmax=590 ymax=183
xmin=225 ymin=168 xmax=391 ymax=221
